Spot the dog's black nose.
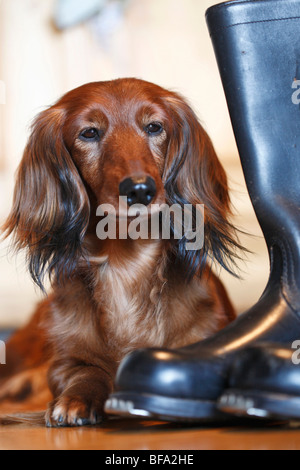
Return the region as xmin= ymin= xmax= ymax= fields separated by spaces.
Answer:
xmin=119 ymin=176 xmax=157 ymax=206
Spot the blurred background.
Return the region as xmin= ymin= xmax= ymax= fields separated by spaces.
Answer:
xmin=0 ymin=0 xmax=268 ymax=328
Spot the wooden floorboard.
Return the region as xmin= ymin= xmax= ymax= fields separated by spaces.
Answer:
xmin=1 ymin=418 xmax=300 ymax=450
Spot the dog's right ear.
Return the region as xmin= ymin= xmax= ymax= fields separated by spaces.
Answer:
xmin=162 ymin=93 xmax=244 ymax=279
xmin=2 ymin=106 xmax=90 ymax=290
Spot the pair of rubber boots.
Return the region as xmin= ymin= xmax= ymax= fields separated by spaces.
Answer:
xmin=105 ymin=0 xmax=300 ymax=422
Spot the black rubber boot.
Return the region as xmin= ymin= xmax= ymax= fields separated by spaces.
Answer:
xmin=218 ymin=343 xmax=300 ymax=420
xmin=104 ymin=0 xmax=300 ymax=422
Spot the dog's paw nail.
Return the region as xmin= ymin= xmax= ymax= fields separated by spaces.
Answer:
xmin=75 ymin=417 xmax=90 ymax=426
xmin=93 ymin=412 xmax=102 ymax=424
xmin=58 ymin=415 xmax=65 ymax=424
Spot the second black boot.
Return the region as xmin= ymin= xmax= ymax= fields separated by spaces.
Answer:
xmin=105 ymin=0 xmax=300 ymax=421
xmin=218 ymin=342 xmax=300 ymax=420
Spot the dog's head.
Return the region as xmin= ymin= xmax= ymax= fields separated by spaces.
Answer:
xmin=3 ymin=78 xmax=241 ymax=288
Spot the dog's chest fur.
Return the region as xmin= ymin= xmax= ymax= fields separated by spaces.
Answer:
xmin=93 ymin=241 xmax=221 ymax=356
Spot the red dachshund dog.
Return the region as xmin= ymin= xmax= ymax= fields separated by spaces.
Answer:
xmin=0 ymin=78 xmax=241 ymax=426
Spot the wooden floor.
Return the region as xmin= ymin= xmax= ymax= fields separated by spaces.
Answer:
xmin=1 ymin=418 xmax=300 ymax=450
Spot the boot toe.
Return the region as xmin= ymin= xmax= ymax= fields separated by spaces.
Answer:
xmin=218 ymin=343 xmax=300 ymax=419
xmin=105 ymin=347 xmax=229 ymax=421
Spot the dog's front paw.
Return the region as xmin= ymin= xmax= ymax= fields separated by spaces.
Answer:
xmin=45 ymin=395 xmax=104 ymax=427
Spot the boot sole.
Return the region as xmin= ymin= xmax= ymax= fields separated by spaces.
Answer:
xmin=218 ymin=388 xmax=300 ymax=420
xmin=104 ymin=392 xmax=229 ymax=422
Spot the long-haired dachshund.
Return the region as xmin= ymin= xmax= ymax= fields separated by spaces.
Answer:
xmin=0 ymin=78 xmax=241 ymax=426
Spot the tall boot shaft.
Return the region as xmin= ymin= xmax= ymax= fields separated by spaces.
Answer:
xmin=206 ymin=0 xmax=300 ymax=309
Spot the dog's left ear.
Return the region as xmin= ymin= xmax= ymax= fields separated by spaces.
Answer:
xmin=2 ymin=106 xmax=90 ymax=290
xmin=163 ymin=93 xmax=242 ymax=277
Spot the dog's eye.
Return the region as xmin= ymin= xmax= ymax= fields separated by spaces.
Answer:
xmin=145 ymin=122 xmax=163 ymax=136
xmin=79 ymin=128 xmax=101 ymax=142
